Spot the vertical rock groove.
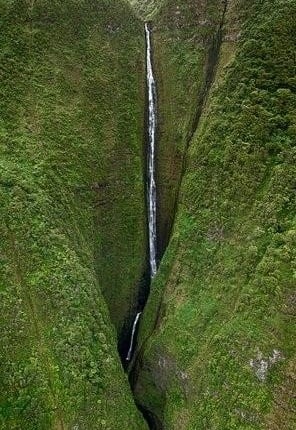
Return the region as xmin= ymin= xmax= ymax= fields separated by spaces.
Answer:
xmin=125 ymin=22 xmax=159 ymax=368
xmin=126 ymin=22 xmax=161 ymax=429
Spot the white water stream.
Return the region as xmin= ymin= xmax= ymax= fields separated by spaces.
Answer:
xmin=126 ymin=24 xmax=158 ymax=362
xmin=126 ymin=312 xmax=142 ymax=361
xmin=145 ymin=22 xmax=157 ymax=279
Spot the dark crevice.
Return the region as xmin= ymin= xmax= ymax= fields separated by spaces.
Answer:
xmin=125 ymin=22 xmax=165 ymax=430
xmin=137 ymin=404 xmax=164 ymax=430
xmin=117 ymin=269 xmax=150 ymax=369
xmin=128 ymin=331 xmax=164 ymax=429
xmin=117 ymin=20 xmax=156 ymax=370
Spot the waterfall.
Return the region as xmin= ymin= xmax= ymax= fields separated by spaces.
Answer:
xmin=126 ymin=312 xmax=142 ymax=361
xmin=125 ymin=24 xmax=158 ymax=364
xmin=145 ymin=22 xmax=157 ymax=279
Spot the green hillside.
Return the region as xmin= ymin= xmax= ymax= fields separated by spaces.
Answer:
xmin=153 ymin=0 xmax=226 ymax=256
xmin=134 ymin=0 xmax=296 ymax=428
xmin=0 ymin=0 xmax=147 ymax=428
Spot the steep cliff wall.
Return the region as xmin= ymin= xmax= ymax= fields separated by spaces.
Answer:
xmin=153 ymin=0 xmax=226 ymax=257
xmin=134 ymin=1 xmax=296 ymax=428
xmin=0 ymin=1 xmax=147 ymax=428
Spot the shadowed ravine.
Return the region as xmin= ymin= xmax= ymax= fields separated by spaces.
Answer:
xmin=123 ymin=7 xmax=228 ymax=426
xmin=123 ymin=22 xmax=161 ymax=429
xmin=123 ymin=6 xmax=229 ymax=427
xmin=123 ymin=22 xmax=158 ymax=368
xmin=117 ymin=22 xmax=158 ymax=372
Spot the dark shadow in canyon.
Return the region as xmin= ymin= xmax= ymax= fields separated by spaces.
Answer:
xmin=127 ymin=3 xmax=229 ymax=428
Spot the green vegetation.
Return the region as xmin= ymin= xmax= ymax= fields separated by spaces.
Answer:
xmin=129 ymin=0 xmax=164 ymax=19
xmin=152 ymin=0 xmax=225 ymax=254
xmin=0 ymin=0 xmax=147 ymax=428
xmin=1 ymin=0 xmax=295 ymax=429
xmin=135 ymin=0 xmax=296 ymax=428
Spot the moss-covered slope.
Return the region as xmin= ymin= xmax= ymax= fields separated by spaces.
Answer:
xmin=134 ymin=1 xmax=296 ymax=428
xmin=152 ymin=0 xmax=226 ymax=257
xmin=0 ymin=1 xmax=147 ymax=428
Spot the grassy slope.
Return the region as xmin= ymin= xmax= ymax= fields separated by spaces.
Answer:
xmin=0 ymin=1 xmax=147 ymax=428
xmin=153 ymin=0 xmax=225 ymax=256
xmin=135 ymin=0 xmax=296 ymax=428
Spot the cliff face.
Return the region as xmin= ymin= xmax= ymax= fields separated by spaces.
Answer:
xmin=0 ymin=1 xmax=147 ymax=429
xmin=134 ymin=0 xmax=296 ymax=428
xmin=153 ymin=0 xmax=226 ymax=258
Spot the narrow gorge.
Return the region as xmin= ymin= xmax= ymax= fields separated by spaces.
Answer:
xmin=125 ymin=22 xmax=158 ymax=368
xmin=126 ymin=22 xmax=164 ymax=430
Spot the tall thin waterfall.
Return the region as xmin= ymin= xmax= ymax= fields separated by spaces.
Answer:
xmin=145 ymin=22 xmax=157 ymax=279
xmin=125 ymin=24 xmax=158 ymax=363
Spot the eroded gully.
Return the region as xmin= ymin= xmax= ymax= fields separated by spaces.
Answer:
xmin=122 ymin=7 xmax=228 ymax=426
